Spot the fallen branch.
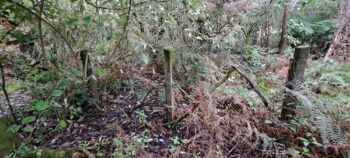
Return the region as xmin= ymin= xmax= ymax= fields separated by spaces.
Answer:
xmin=231 ymin=65 xmax=271 ymax=109
xmin=209 ymin=67 xmax=235 ymax=93
xmin=210 ymin=64 xmax=271 ymax=110
xmin=131 ymin=84 xmax=163 ymax=112
xmin=175 ymin=82 xmax=196 ymax=102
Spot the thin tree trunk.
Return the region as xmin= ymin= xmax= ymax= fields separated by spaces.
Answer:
xmin=281 ymin=45 xmax=310 ymax=120
xmin=278 ymin=4 xmax=288 ymax=55
xmin=0 ymin=63 xmax=17 ymax=122
xmin=38 ymin=0 xmax=45 ymax=58
xmin=324 ymin=0 xmax=350 ymax=62
xmin=163 ymin=48 xmax=174 ymax=120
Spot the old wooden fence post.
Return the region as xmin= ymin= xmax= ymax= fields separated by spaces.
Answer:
xmin=281 ymin=45 xmax=310 ymax=120
xmin=164 ymin=47 xmax=175 ymax=120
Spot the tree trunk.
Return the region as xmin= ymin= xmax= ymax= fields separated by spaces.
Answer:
xmin=0 ymin=63 xmax=17 ymax=122
xmin=38 ymin=0 xmax=45 ymax=59
xmin=281 ymin=45 xmax=310 ymax=120
xmin=278 ymin=4 xmax=288 ymax=55
xmin=324 ymin=0 xmax=350 ymax=62
xmin=163 ymin=48 xmax=175 ymax=120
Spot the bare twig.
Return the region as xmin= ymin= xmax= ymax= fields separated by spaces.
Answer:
xmin=0 ymin=62 xmax=17 ymax=122
xmin=84 ymin=0 xmax=169 ymax=11
xmin=164 ymin=113 xmax=189 ymax=126
xmin=7 ymin=0 xmax=74 ymax=53
xmin=105 ymin=0 xmax=133 ymax=64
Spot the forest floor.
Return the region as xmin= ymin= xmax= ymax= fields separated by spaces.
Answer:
xmin=1 ymin=56 xmax=345 ymax=158
xmin=1 ymin=40 xmax=349 ymax=157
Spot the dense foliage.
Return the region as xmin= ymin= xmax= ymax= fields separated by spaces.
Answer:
xmin=0 ymin=0 xmax=349 ymax=157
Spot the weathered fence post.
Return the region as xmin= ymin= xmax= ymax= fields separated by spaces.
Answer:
xmin=281 ymin=45 xmax=310 ymax=120
xmin=80 ymin=50 xmax=93 ymax=78
xmin=163 ymin=47 xmax=175 ymax=120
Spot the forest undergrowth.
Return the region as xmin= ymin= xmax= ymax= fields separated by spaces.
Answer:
xmin=1 ymin=0 xmax=350 ymax=157
xmin=1 ymin=48 xmax=349 ymax=157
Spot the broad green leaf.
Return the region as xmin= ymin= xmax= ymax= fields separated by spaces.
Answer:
xmin=24 ymin=125 xmax=34 ymax=132
xmin=298 ymin=137 xmax=310 ymax=146
xmin=7 ymin=124 xmax=21 ymax=133
xmin=58 ymin=120 xmax=67 ymax=129
xmin=97 ymin=68 xmax=107 ymax=77
xmin=114 ymin=138 xmax=123 ymax=146
xmin=52 ymin=90 xmax=63 ymax=97
xmin=33 ymin=101 xmax=50 ymax=111
xmin=118 ymin=15 xmax=128 ymax=24
xmin=71 ymin=68 xmax=84 ymax=77
xmin=65 ymin=17 xmax=78 ymax=25
xmin=23 ymin=116 xmax=36 ymax=123
xmin=311 ymin=138 xmax=323 ymax=147
xmin=83 ymin=16 xmax=92 ymax=25
xmin=7 ymin=82 xmax=22 ymax=90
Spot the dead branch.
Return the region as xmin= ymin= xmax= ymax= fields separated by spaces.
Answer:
xmin=175 ymin=82 xmax=196 ymax=102
xmin=210 ymin=64 xmax=271 ymax=109
xmin=130 ymin=84 xmax=164 ymax=112
xmin=7 ymin=0 xmax=74 ymax=53
xmin=209 ymin=67 xmax=235 ymax=93
xmin=231 ymin=64 xmax=271 ymax=109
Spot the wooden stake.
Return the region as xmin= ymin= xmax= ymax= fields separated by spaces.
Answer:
xmin=80 ymin=50 xmax=93 ymax=78
xmin=163 ymin=47 xmax=175 ymax=120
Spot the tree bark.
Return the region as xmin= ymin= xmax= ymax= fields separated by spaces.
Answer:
xmin=38 ymin=0 xmax=45 ymax=59
xmin=281 ymin=45 xmax=310 ymax=120
xmin=324 ymin=0 xmax=350 ymax=62
xmin=163 ymin=48 xmax=175 ymax=120
xmin=278 ymin=4 xmax=288 ymax=55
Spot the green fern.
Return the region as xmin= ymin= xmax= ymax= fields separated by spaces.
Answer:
xmin=286 ymin=89 xmax=348 ymax=144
